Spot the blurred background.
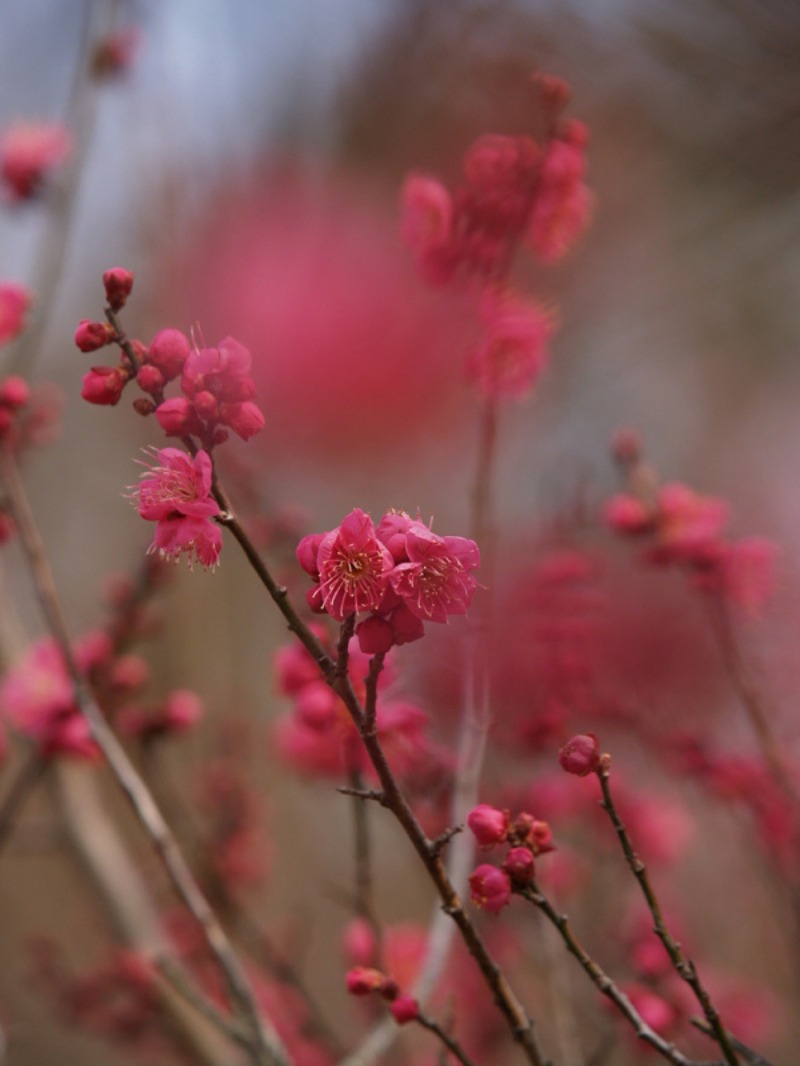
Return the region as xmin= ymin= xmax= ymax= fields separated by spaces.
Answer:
xmin=1 ymin=0 xmax=800 ymax=1063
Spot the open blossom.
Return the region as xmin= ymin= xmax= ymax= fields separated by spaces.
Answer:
xmin=468 ymin=864 xmax=512 ymax=913
xmin=0 ymin=638 xmax=96 ymax=757
xmin=527 ymin=121 xmax=592 ymax=261
xmin=0 ymin=121 xmax=72 ymax=200
xmin=134 ymin=448 xmax=222 ymax=568
xmin=389 ymin=522 xmax=480 ymax=623
xmin=315 ymin=509 xmax=394 ymax=620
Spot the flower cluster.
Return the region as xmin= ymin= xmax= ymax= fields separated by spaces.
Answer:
xmin=467 ymin=803 xmax=555 ymax=914
xmin=133 ymin=447 xmax=222 ymax=569
xmin=401 ymin=78 xmax=590 ymax=287
xmin=77 ymin=270 xmax=265 ymax=452
xmin=604 ymin=432 xmax=777 ymax=612
xmin=297 ymin=509 xmax=480 ymax=652
xmin=0 ymin=120 xmax=72 ymax=201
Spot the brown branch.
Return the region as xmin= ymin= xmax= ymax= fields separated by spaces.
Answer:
xmin=414 ymin=1009 xmax=481 ymax=1066
xmin=596 ymin=760 xmax=741 ymax=1066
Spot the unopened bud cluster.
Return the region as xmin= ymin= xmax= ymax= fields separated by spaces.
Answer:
xmin=76 ymin=269 xmax=265 ymax=454
xmin=345 ymin=966 xmax=419 ymax=1025
xmin=467 ymin=803 xmax=555 ymax=913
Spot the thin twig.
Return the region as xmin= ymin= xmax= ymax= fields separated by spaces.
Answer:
xmin=0 ymin=747 xmax=48 ymax=857
xmin=415 ymin=1010 xmax=481 ymax=1066
xmin=596 ymin=760 xmax=741 ymax=1066
xmin=519 ymin=883 xmax=723 ymax=1066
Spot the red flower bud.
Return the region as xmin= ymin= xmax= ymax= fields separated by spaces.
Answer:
xmin=345 ymin=967 xmax=384 ymax=996
xmin=389 ymin=995 xmax=419 ymax=1024
xmin=468 ymin=864 xmax=511 ymax=914
xmin=81 ymin=365 xmax=127 ymax=405
xmin=467 ymin=804 xmax=510 ymax=847
xmin=147 ymin=328 xmax=190 ymax=379
xmin=0 ymin=375 xmax=30 ymax=409
xmin=102 ymin=267 xmax=134 ymax=310
xmin=75 ymin=319 xmax=114 ymax=352
xmin=559 ymin=733 xmax=600 ymax=776
xmin=504 ymin=846 xmax=535 ymax=886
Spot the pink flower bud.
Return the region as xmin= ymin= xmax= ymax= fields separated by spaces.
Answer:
xmin=75 ymin=319 xmax=115 ymax=352
xmin=345 ymin=967 xmax=384 ymax=995
xmin=81 ymin=365 xmax=127 ymax=405
xmin=296 ymin=533 xmax=324 ymax=578
xmin=193 ymin=390 xmax=219 ymax=421
xmin=389 ymin=995 xmax=419 ymax=1025
xmin=102 ymin=267 xmax=134 ymax=311
xmin=468 ymin=864 xmax=511 ymax=914
xmin=504 ymin=846 xmax=535 ymax=886
xmin=155 ymin=396 xmax=194 ymax=435
xmin=467 ymin=804 xmax=510 ymax=847
xmin=559 ymin=733 xmax=600 ymax=776
xmin=603 ymin=494 xmax=652 ymax=535
xmin=0 ymin=282 xmax=31 ymax=345
xmin=147 ymin=328 xmax=190 ymax=379
xmin=222 ymin=400 xmax=265 ymax=441
xmin=162 ymin=690 xmax=203 ymax=732
xmin=136 ymin=364 xmax=165 ymax=395
xmin=0 ymin=375 xmax=30 ymax=409
xmin=356 ymin=615 xmax=394 ymax=656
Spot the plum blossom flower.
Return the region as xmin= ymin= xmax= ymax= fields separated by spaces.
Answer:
xmin=0 ymin=638 xmax=96 ymax=757
xmin=0 ymin=121 xmax=72 ymax=201
xmin=316 ymin=509 xmax=394 ymax=620
xmin=134 ymin=447 xmax=222 ymax=568
xmin=468 ymin=864 xmax=511 ymax=913
xmin=389 ymin=522 xmax=480 ymax=623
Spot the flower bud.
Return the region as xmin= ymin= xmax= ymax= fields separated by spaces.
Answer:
xmin=559 ymin=733 xmax=600 ymax=776
xmin=389 ymin=995 xmax=419 ymax=1024
xmin=467 ymin=804 xmax=510 ymax=847
xmin=155 ymin=396 xmax=194 ymax=435
xmin=135 ymin=364 xmax=165 ymax=395
xmin=147 ymin=328 xmax=190 ymax=379
xmin=102 ymin=267 xmax=134 ymax=311
xmin=222 ymin=400 xmax=265 ymax=441
xmin=0 ymin=375 xmax=30 ymax=409
xmin=81 ymin=365 xmax=127 ymax=405
xmin=504 ymin=846 xmax=535 ymax=886
xmin=345 ymin=967 xmax=384 ymax=996
xmin=75 ymin=319 xmax=115 ymax=352
xmin=468 ymin=864 xmax=511 ymax=914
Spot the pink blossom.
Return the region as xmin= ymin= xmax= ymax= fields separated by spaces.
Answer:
xmin=136 ymin=447 xmax=218 ymax=520
xmin=603 ymin=493 xmax=653 ymax=535
xmin=467 ymin=290 xmax=553 ymax=400
xmin=0 ymin=282 xmax=31 ymax=345
xmin=717 ymin=536 xmax=777 ymax=613
xmin=654 ymin=482 xmax=729 ymax=563
xmin=0 ymin=638 xmax=96 ymax=757
xmin=0 ymin=121 xmax=72 ymax=200
xmin=154 ymin=395 xmax=197 ymax=435
xmin=389 ymin=522 xmax=480 ymax=623
xmin=346 ymin=967 xmax=384 ymax=995
xmin=468 ymin=864 xmax=511 ymax=913
xmin=135 ymin=448 xmax=222 ymax=569
xmin=317 ymin=509 xmax=394 ymax=620
xmin=151 ymin=513 xmax=222 ymax=569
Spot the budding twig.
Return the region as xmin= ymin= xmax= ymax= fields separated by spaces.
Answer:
xmin=595 ymin=760 xmax=741 ymax=1066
